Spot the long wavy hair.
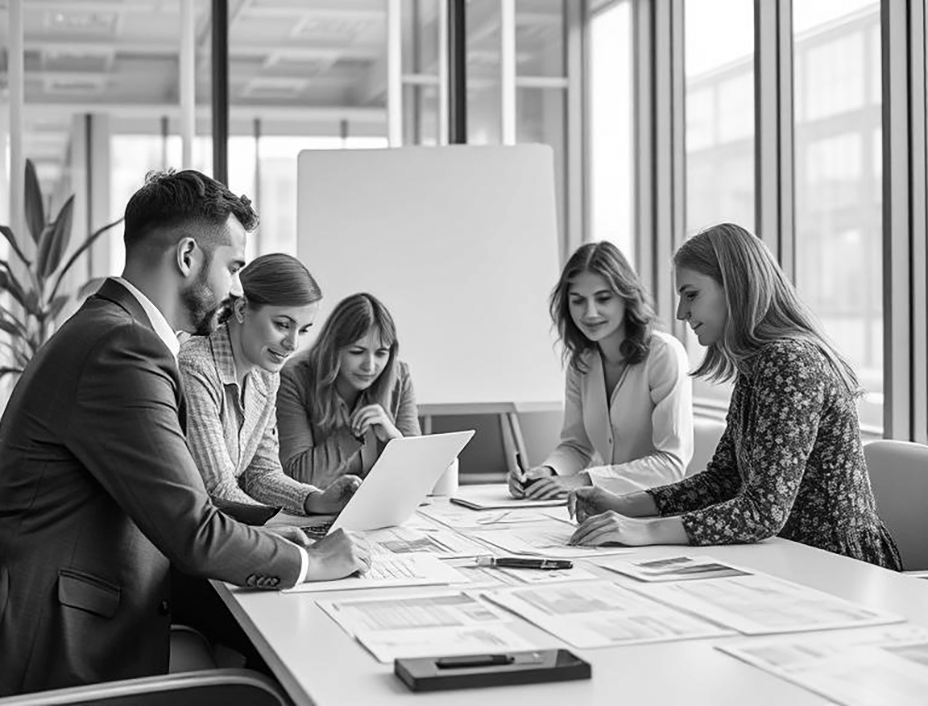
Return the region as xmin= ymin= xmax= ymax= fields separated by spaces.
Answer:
xmin=674 ymin=223 xmax=860 ymax=395
xmin=307 ymin=293 xmax=399 ymax=435
xmin=216 ymin=253 xmax=321 ymax=325
xmin=550 ymin=241 xmax=655 ymax=374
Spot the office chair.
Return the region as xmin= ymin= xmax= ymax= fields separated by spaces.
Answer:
xmin=0 ymin=669 xmax=291 ymax=706
xmin=864 ymin=439 xmax=928 ymax=571
xmin=687 ymin=416 xmax=726 ymax=477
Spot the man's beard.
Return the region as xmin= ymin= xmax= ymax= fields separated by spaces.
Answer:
xmin=180 ymin=265 xmax=221 ymax=336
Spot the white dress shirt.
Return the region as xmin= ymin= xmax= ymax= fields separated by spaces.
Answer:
xmin=111 ymin=278 xmax=309 ymax=585
xmin=544 ymin=330 xmax=694 ymax=494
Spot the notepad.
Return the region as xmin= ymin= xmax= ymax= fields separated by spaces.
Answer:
xmin=450 ymin=487 xmax=566 ymax=510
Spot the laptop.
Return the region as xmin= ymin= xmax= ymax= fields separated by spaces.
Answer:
xmin=307 ymin=430 xmax=475 ymax=536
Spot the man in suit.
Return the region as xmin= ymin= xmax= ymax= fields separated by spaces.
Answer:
xmin=0 ymin=170 xmax=370 ymax=696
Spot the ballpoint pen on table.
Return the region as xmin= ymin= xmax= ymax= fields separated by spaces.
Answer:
xmin=475 ymin=556 xmax=573 ymax=571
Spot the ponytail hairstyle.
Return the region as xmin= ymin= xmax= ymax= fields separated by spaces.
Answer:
xmin=307 ymin=293 xmax=399 ymax=435
xmin=217 ymin=253 xmax=321 ymax=325
xmin=550 ymin=241 xmax=655 ymax=373
xmin=674 ymin=223 xmax=860 ymax=395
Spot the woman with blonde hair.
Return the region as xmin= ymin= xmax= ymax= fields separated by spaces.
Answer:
xmin=509 ymin=240 xmax=693 ymax=500
xmin=569 ymin=223 xmax=901 ymax=570
xmin=276 ymin=293 xmax=420 ymax=487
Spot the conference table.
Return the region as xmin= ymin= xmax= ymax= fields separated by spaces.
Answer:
xmin=212 ymin=486 xmax=928 ymax=706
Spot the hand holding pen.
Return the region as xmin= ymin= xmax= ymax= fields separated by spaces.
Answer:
xmin=507 ymin=452 xmax=555 ymax=498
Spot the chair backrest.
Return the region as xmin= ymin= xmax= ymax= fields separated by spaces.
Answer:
xmin=687 ymin=415 xmax=727 ymax=477
xmin=0 ymin=669 xmax=289 ymax=706
xmin=864 ymin=440 xmax=928 ymax=571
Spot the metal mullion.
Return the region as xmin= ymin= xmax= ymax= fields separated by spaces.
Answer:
xmin=632 ymin=0 xmax=654 ymax=287
xmin=649 ymin=0 xmax=684 ymax=328
xmin=211 ymin=0 xmax=229 ymax=184
xmin=909 ymin=0 xmax=928 ymax=443
xmin=566 ymin=0 xmax=588 ymax=260
xmin=881 ymin=0 xmax=913 ymax=440
xmin=754 ymin=0 xmax=794 ymax=278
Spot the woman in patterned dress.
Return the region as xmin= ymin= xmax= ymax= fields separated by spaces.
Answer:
xmin=568 ymin=223 xmax=901 ymax=569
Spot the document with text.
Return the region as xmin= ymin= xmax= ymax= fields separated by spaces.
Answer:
xmin=484 ymin=580 xmax=732 ymax=649
xmin=419 ymin=505 xmax=563 ymax=532
xmin=283 ymin=553 xmax=467 ymax=594
xmin=596 ymin=554 xmax=752 ymax=582
xmin=317 ymin=591 xmax=545 ymax=662
xmin=636 ymin=573 xmax=904 ymax=635
xmin=477 ymin=523 xmax=635 ymax=558
xmin=450 ymin=486 xmax=566 ymax=510
xmin=366 ymin=524 xmax=493 ymax=558
xmin=718 ymin=625 xmax=928 ymax=706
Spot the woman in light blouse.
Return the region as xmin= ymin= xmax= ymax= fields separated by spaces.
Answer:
xmin=509 ymin=241 xmax=693 ymax=500
xmin=179 ymin=253 xmax=361 ymax=516
xmin=276 ymin=293 xmax=420 ymax=488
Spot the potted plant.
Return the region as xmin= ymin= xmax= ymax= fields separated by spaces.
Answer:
xmin=0 ymin=159 xmax=122 ymax=380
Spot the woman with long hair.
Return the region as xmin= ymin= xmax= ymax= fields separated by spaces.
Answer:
xmin=509 ymin=240 xmax=693 ymax=499
xmin=179 ymin=253 xmax=361 ymax=516
xmin=568 ymin=224 xmax=902 ymax=570
xmin=276 ymin=293 xmax=420 ymax=486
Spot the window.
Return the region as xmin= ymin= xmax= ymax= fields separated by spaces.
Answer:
xmin=684 ymin=0 xmax=755 ymax=407
xmin=589 ymin=1 xmax=634 ymax=261
xmin=793 ymin=0 xmax=882 ymax=432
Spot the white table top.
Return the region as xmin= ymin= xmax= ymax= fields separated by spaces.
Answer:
xmin=213 ymin=491 xmax=928 ymax=706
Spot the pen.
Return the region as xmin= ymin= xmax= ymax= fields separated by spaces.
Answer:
xmin=515 ymin=452 xmax=537 ymax=489
xmin=476 ymin=556 xmax=573 ymax=571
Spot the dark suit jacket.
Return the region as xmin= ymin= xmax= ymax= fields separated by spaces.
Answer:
xmin=0 ymin=280 xmax=303 ymax=696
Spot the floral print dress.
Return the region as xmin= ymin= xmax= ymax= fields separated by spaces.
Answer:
xmin=647 ymin=338 xmax=902 ymax=570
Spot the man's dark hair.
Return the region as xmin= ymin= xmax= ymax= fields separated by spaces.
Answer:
xmin=123 ymin=170 xmax=258 ymax=255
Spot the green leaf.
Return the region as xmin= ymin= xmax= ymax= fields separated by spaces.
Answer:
xmin=0 ymin=225 xmax=32 ymax=266
xmin=49 ymin=217 xmax=123 ymax=302
xmin=0 ymin=367 xmax=25 ymax=381
xmin=37 ymin=195 xmax=75 ymax=280
xmin=77 ymin=276 xmax=106 ymax=301
xmin=24 ymin=159 xmax=46 ymax=246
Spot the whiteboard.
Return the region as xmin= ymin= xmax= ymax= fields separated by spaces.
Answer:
xmin=296 ymin=145 xmax=564 ymax=406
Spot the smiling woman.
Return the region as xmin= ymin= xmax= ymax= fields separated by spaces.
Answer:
xmin=508 ymin=241 xmax=694 ymax=501
xmin=178 ymin=253 xmax=362 ymax=516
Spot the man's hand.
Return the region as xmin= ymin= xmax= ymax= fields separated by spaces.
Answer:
xmin=304 ymin=475 xmax=362 ymax=514
xmin=304 ymin=529 xmax=372 ymax=581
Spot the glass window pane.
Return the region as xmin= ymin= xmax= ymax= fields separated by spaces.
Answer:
xmin=589 ymin=1 xmax=634 ymax=262
xmin=684 ymin=0 xmax=755 ymax=407
xmin=793 ymin=1 xmax=882 ymax=433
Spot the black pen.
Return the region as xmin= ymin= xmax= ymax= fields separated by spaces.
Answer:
xmin=515 ymin=452 xmax=537 ymax=489
xmin=476 ymin=556 xmax=573 ymax=571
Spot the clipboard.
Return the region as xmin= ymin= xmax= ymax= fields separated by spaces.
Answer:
xmin=394 ymin=649 xmax=591 ymax=691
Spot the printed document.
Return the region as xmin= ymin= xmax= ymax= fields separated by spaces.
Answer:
xmin=597 ymin=554 xmax=752 ymax=582
xmin=318 ymin=591 xmax=544 ymax=662
xmin=484 ymin=580 xmax=732 ymax=649
xmin=366 ymin=524 xmax=493 ymax=558
xmin=719 ymin=625 xmax=928 ymax=706
xmin=450 ymin=486 xmax=566 ymax=510
xmin=283 ymin=553 xmax=466 ymax=593
xmin=637 ymin=573 xmax=904 ymax=635
xmin=419 ymin=505 xmax=561 ymax=532
xmin=477 ymin=523 xmax=635 ymax=558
